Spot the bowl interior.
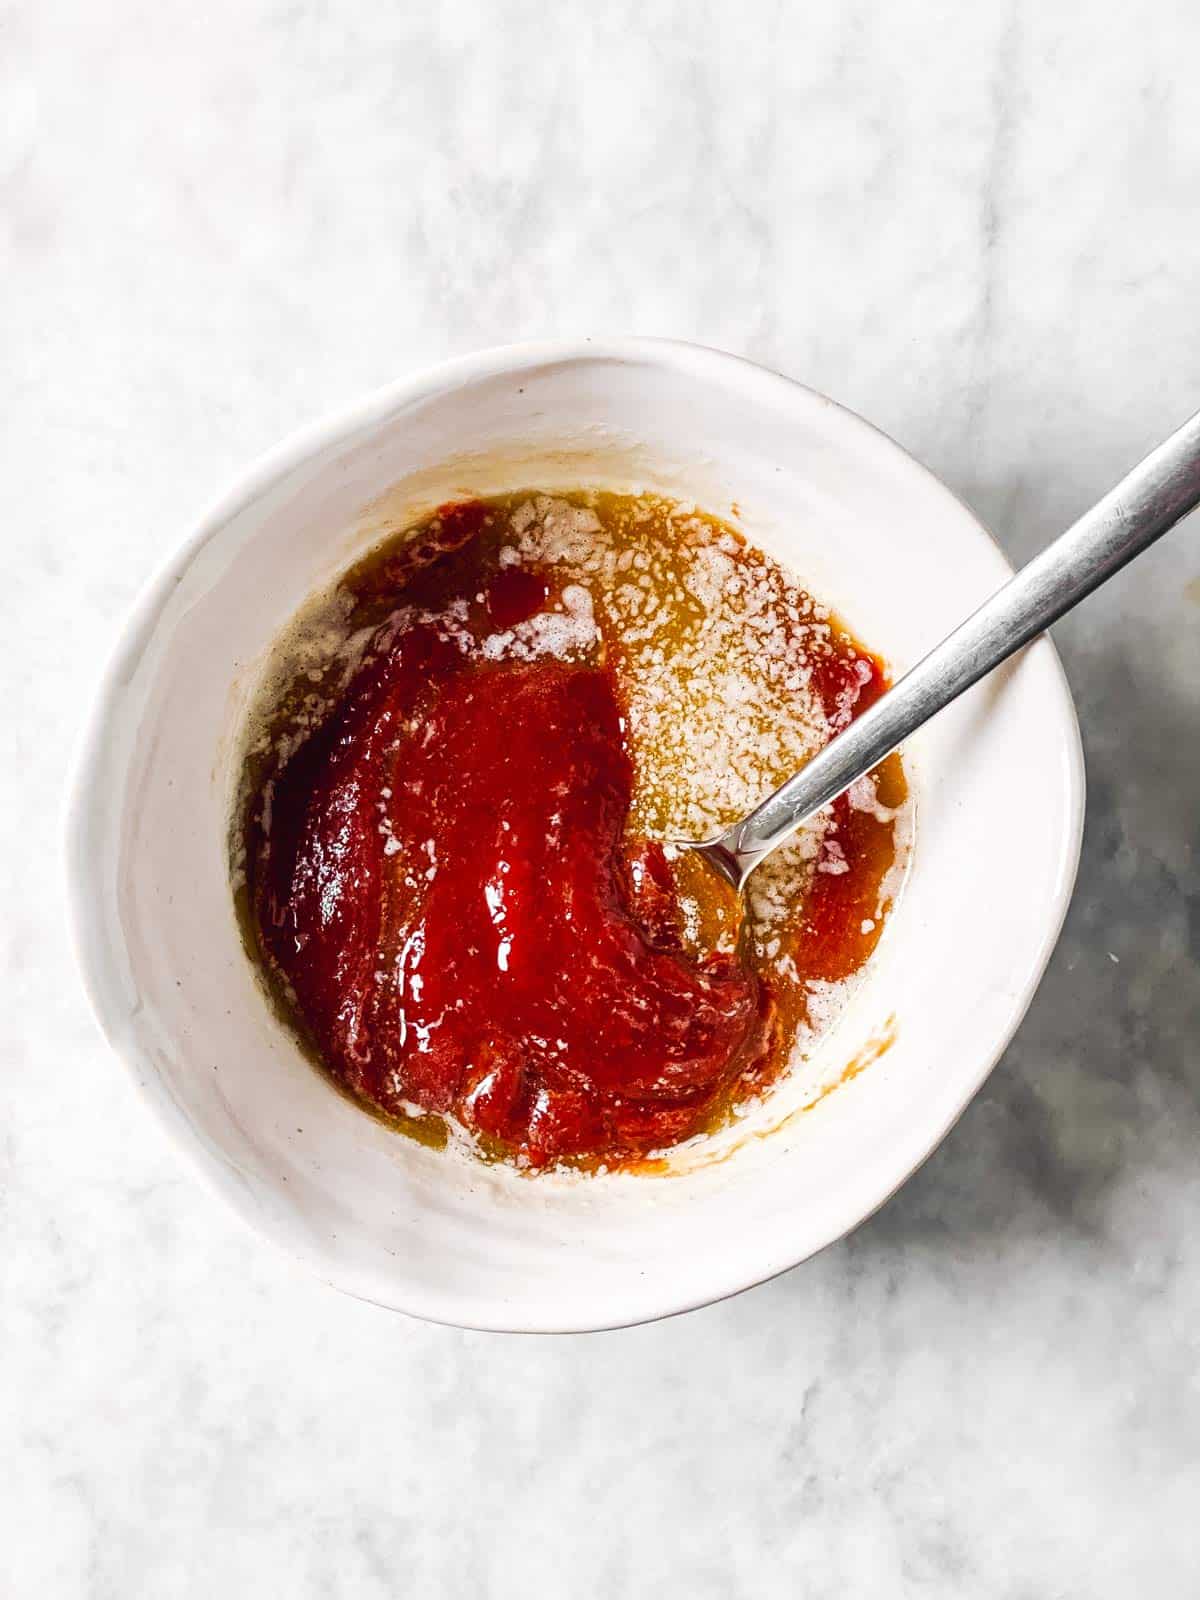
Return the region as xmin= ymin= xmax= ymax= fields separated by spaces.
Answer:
xmin=68 ymin=343 xmax=1082 ymax=1330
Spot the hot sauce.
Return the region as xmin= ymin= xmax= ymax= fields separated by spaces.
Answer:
xmin=240 ymin=492 xmax=907 ymax=1169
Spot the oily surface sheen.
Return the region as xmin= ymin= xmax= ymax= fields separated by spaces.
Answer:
xmin=252 ymin=589 xmax=772 ymax=1168
xmin=244 ymin=493 xmax=906 ymax=1170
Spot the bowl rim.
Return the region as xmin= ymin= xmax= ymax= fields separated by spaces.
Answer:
xmin=63 ymin=337 xmax=1086 ymax=1331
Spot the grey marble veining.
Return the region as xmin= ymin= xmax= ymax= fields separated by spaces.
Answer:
xmin=4 ymin=1 xmax=1199 ymax=1594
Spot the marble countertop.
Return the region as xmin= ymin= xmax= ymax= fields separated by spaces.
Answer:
xmin=6 ymin=1 xmax=1199 ymax=1593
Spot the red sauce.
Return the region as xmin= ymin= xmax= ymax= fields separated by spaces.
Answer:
xmin=484 ymin=564 xmax=550 ymax=629
xmin=798 ymin=651 xmax=893 ymax=983
xmin=252 ymin=618 xmax=773 ymax=1168
xmin=244 ymin=493 xmax=904 ymax=1170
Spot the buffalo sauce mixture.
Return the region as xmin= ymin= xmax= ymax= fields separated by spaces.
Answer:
xmin=238 ymin=493 xmax=908 ymax=1171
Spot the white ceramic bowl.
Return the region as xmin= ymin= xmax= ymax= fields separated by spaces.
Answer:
xmin=66 ymin=340 xmax=1083 ymax=1331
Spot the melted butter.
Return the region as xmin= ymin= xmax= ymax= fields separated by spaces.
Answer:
xmin=233 ymin=490 xmax=909 ymax=1171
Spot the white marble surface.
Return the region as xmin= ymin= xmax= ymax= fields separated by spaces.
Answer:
xmin=5 ymin=1 xmax=1200 ymax=1593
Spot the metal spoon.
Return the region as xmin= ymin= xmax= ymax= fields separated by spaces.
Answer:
xmin=691 ymin=410 xmax=1200 ymax=892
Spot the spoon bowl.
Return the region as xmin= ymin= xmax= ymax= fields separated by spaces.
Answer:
xmin=685 ymin=408 xmax=1200 ymax=895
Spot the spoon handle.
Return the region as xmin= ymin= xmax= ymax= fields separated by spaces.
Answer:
xmin=705 ymin=408 xmax=1200 ymax=889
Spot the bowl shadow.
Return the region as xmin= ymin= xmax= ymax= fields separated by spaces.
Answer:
xmin=817 ymin=613 xmax=1199 ymax=1263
